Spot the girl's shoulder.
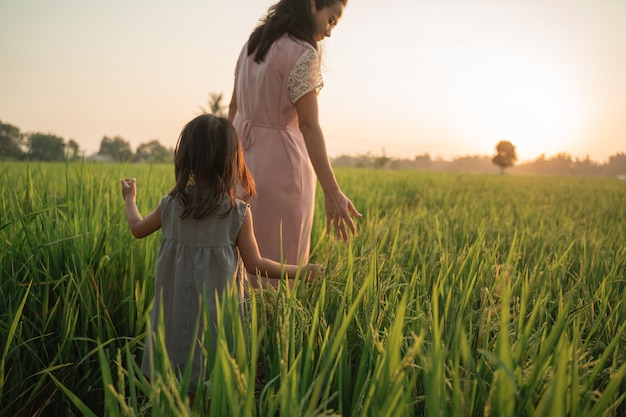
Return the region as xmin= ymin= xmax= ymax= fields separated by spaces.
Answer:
xmin=231 ymin=199 xmax=248 ymax=224
xmin=160 ymin=194 xmax=173 ymax=208
xmin=234 ymin=198 xmax=249 ymax=214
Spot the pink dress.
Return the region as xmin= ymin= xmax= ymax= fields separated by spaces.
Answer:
xmin=233 ymin=34 xmax=323 ymax=279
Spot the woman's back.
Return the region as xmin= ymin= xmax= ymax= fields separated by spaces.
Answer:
xmin=234 ymin=34 xmax=322 ymax=128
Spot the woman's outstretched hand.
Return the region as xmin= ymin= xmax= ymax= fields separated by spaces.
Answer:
xmin=324 ymin=190 xmax=362 ymax=242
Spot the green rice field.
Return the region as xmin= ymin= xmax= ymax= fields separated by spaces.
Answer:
xmin=1 ymin=161 xmax=625 ymax=416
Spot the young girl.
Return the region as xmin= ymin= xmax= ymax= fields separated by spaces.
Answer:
xmin=120 ymin=114 xmax=322 ymax=396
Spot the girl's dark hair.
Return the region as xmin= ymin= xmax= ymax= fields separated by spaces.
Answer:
xmin=247 ymin=0 xmax=347 ymax=63
xmin=169 ymin=114 xmax=255 ymax=219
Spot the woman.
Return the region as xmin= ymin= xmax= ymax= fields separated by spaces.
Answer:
xmin=229 ymin=0 xmax=361 ymax=288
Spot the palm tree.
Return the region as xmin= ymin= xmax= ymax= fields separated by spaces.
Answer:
xmin=198 ymin=92 xmax=227 ymax=117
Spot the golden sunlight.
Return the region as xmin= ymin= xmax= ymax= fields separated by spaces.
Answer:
xmin=483 ymin=65 xmax=585 ymax=161
xmin=448 ymin=48 xmax=586 ymax=161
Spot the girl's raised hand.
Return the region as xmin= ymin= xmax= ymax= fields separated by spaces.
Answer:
xmin=120 ymin=178 xmax=137 ymax=202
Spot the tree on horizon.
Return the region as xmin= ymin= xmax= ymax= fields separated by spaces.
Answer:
xmin=98 ymin=136 xmax=133 ymax=162
xmin=492 ymin=140 xmax=518 ymax=174
xmin=0 ymin=121 xmax=25 ymax=160
xmin=28 ymin=133 xmax=65 ymax=161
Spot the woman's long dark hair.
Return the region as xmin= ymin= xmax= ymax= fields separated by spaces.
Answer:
xmin=247 ymin=0 xmax=347 ymax=63
xmin=169 ymin=114 xmax=255 ymax=219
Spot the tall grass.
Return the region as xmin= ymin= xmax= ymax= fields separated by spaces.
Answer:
xmin=1 ymin=162 xmax=625 ymax=416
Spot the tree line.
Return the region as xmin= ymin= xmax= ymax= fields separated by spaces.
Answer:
xmin=0 ymin=94 xmax=231 ymax=163
xmin=0 ymin=120 xmax=173 ymax=163
xmin=2 ymin=114 xmax=625 ymax=177
xmin=332 ymin=146 xmax=626 ymax=178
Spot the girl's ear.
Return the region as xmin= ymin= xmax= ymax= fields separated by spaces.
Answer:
xmin=310 ymin=0 xmax=316 ymax=12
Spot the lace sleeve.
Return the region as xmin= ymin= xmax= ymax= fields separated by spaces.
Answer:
xmin=287 ymin=48 xmax=324 ymax=103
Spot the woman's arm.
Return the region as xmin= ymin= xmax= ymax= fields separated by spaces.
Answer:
xmin=295 ymin=91 xmax=362 ymax=242
xmin=120 ymin=178 xmax=162 ymax=239
xmin=237 ymin=207 xmax=322 ymax=279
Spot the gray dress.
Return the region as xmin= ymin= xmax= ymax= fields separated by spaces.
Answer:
xmin=141 ymin=193 xmax=248 ymax=391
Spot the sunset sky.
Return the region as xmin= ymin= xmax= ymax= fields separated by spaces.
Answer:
xmin=1 ymin=0 xmax=625 ymax=163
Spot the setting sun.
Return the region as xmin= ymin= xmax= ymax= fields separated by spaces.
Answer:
xmin=439 ymin=48 xmax=586 ymax=161
xmin=480 ymin=60 xmax=585 ymax=161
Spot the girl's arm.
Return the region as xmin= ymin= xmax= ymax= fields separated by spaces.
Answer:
xmin=120 ymin=178 xmax=162 ymax=239
xmin=237 ymin=206 xmax=323 ymax=280
xmin=295 ymin=91 xmax=362 ymax=242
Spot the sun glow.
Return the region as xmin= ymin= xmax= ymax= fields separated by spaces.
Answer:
xmin=444 ymin=49 xmax=586 ymax=161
